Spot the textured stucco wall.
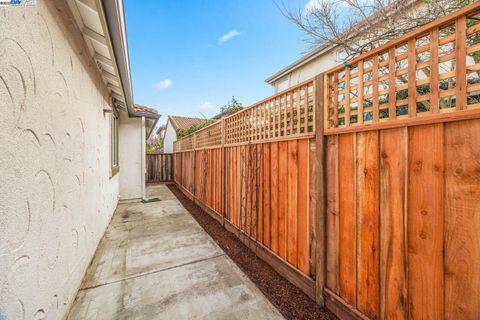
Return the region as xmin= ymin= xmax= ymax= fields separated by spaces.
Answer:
xmin=118 ymin=112 xmax=143 ymax=200
xmin=0 ymin=2 xmax=119 ymax=319
xmin=163 ymin=121 xmax=176 ymax=154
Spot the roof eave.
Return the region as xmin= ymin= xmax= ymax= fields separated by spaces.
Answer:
xmin=101 ymin=0 xmax=136 ymax=116
xmin=264 ymin=44 xmax=335 ymax=85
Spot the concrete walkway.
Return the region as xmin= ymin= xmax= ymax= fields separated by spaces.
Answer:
xmin=67 ymin=185 xmax=283 ymax=320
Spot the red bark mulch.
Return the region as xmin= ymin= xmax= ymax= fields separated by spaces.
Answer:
xmin=167 ymin=184 xmax=337 ymax=320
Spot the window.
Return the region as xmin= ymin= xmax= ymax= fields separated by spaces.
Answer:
xmin=110 ymin=112 xmax=119 ymax=176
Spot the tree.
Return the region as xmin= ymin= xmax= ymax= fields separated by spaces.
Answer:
xmin=176 ymin=119 xmax=216 ymax=139
xmin=220 ymin=96 xmax=244 ymax=115
xmin=283 ymin=0 xmax=479 ymax=112
xmin=146 ymin=136 xmax=164 ymax=154
xmin=283 ymin=0 xmax=474 ymax=61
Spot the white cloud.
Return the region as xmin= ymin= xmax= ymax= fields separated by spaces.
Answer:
xmin=218 ymin=30 xmax=242 ymax=44
xmin=153 ymin=79 xmax=174 ymax=89
xmin=304 ymin=0 xmax=371 ymax=13
xmin=199 ymin=101 xmax=214 ymax=110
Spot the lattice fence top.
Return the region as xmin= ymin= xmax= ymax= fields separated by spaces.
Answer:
xmin=224 ymin=80 xmax=316 ymax=145
xmin=324 ymin=3 xmax=480 ymax=134
xmin=174 ymin=79 xmax=317 ymax=151
xmin=195 ymin=121 xmax=222 ymax=149
xmin=173 ymin=134 xmax=194 ymax=152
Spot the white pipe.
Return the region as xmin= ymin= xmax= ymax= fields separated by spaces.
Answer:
xmin=141 ymin=116 xmax=146 ymax=199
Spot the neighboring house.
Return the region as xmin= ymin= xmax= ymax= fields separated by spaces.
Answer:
xmin=162 ymin=115 xmax=205 ymax=153
xmin=0 ymin=1 xmax=158 ymax=319
xmin=156 ymin=124 xmax=167 ymax=138
xmin=265 ymin=0 xmax=420 ymax=91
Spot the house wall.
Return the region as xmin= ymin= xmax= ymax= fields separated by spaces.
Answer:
xmin=0 ymin=2 xmax=119 ymax=319
xmin=163 ymin=120 xmax=177 ymax=153
xmin=272 ymin=49 xmax=338 ymax=92
xmin=119 ymin=112 xmax=144 ymax=200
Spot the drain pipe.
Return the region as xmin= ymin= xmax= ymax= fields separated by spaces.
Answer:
xmin=141 ymin=116 xmax=146 ymax=200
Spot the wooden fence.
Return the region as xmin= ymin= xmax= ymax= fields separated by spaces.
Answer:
xmin=174 ymin=78 xmax=322 ymax=298
xmin=174 ymin=3 xmax=480 ymax=319
xmin=323 ymin=3 xmax=480 ymax=320
xmin=146 ymin=153 xmax=173 ymax=183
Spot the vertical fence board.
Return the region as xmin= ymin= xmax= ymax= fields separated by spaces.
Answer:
xmin=356 ymin=131 xmax=380 ymax=319
xmin=455 ymin=16 xmax=467 ymax=110
xmin=235 ymin=146 xmax=240 ymax=227
xmin=287 ymin=140 xmax=299 ymax=266
xmin=278 ymin=141 xmax=288 ymax=259
xmin=309 ymin=141 xmax=318 ymax=277
xmin=326 ymin=135 xmax=339 ymax=293
xmin=297 ymin=139 xmax=309 ymax=274
xmin=445 ymin=119 xmax=480 ymax=319
xmin=263 ymin=143 xmax=271 ymax=248
xmin=407 ymin=124 xmax=444 ymax=320
xmin=380 ymin=128 xmax=407 ymax=320
xmin=270 ymin=142 xmax=279 ymax=254
xmin=257 ymin=145 xmax=263 ymax=242
xmin=338 ymin=133 xmax=357 ymax=306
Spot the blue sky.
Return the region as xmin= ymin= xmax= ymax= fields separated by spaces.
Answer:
xmin=125 ymin=0 xmax=312 ymax=125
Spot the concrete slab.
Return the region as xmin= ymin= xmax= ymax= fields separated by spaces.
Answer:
xmin=68 ymin=184 xmax=284 ymax=320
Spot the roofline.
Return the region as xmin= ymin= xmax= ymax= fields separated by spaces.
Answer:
xmin=167 ymin=115 xmax=205 ymax=131
xmin=264 ymin=43 xmax=336 ymax=85
xmin=146 ymin=116 xmax=160 ymax=139
xmin=101 ymin=0 xmax=138 ymax=118
xmin=265 ymin=0 xmax=419 ymax=85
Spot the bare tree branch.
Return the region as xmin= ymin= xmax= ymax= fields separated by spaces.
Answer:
xmin=282 ymin=0 xmax=474 ymax=61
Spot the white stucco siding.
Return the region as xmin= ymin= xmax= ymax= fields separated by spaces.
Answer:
xmin=119 ymin=112 xmax=143 ymax=200
xmin=163 ymin=121 xmax=177 ymax=154
xmin=0 ymin=2 xmax=119 ymax=319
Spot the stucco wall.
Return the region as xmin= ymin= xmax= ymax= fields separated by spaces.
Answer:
xmin=163 ymin=121 xmax=176 ymax=154
xmin=119 ymin=112 xmax=143 ymax=200
xmin=0 ymin=2 xmax=119 ymax=319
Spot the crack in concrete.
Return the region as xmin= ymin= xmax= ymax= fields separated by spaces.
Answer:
xmin=79 ymin=253 xmax=226 ymax=292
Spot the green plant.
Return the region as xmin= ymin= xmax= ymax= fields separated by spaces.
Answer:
xmin=220 ymin=96 xmax=244 ymax=115
xmin=177 ymin=119 xmax=216 ymax=139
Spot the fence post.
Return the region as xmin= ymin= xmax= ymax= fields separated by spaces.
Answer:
xmin=314 ymin=73 xmax=326 ymax=306
xmin=193 ymin=133 xmax=197 ymax=198
xmin=221 ymin=118 xmax=226 ymax=226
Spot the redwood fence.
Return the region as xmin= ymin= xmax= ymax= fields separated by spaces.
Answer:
xmin=146 ymin=153 xmax=173 ymax=183
xmin=174 ymin=3 xmax=480 ymax=319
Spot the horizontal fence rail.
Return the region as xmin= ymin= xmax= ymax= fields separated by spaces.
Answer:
xmin=324 ymin=2 xmax=480 ymax=134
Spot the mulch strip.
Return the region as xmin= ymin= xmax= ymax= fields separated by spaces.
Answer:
xmin=167 ymin=184 xmax=337 ymax=320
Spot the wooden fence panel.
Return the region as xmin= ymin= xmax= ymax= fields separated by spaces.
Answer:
xmin=171 ymin=5 xmax=480 ymax=316
xmin=322 ymin=4 xmax=480 ymax=319
xmin=146 ymin=153 xmax=173 ymax=183
xmin=177 ymin=137 xmax=316 ymax=288
xmin=193 ymin=148 xmax=223 ymax=215
xmin=324 ymin=119 xmax=480 ymax=320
